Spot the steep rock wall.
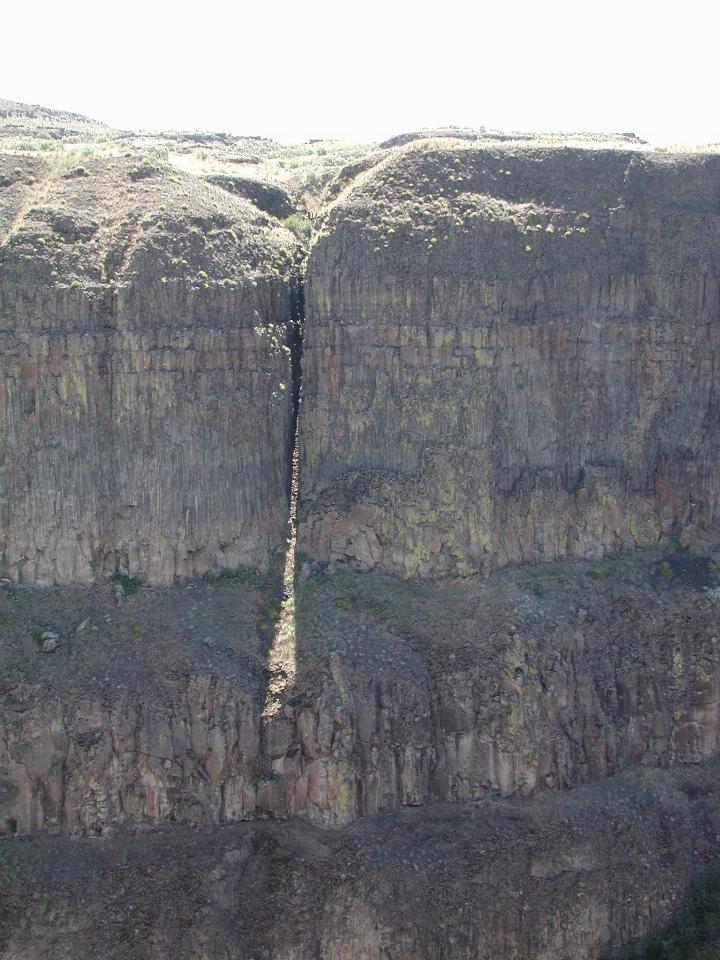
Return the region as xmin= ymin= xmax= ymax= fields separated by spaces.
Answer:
xmin=2 ymin=764 xmax=720 ymax=959
xmin=0 ymin=133 xmax=719 ymax=960
xmin=0 ymin=156 xmax=298 ymax=584
xmin=299 ymin=143 xmax=720 ymax=577
xmin=2 ymin=556 xmax=718 ymax=833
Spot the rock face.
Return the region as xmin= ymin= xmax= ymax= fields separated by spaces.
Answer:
xmin=2 ymin=764 xmax=720 ymax=959
xmin=1 ymin=121 xmax=720 ymax=960
xmin=299 ymin=143 xmax=720 ymax=578
xmin=0 ymin=155 xmax=299 ymax=584
xmin=204 ymin=174 xmax=296 ymax=220
xmin=0 ymin=672 xmax=261 ymax=833
xmin=1 ymin=553 xmax=718 ymax=834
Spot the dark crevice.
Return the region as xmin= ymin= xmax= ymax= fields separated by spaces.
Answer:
xmin=286 ymin=275 xmax=304 ymax=504
xmin=261 ymin=274 xmax=304 ymax=720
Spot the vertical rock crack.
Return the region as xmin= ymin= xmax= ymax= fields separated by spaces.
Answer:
xmin=262 ymin=274 xmax=304 ymax=720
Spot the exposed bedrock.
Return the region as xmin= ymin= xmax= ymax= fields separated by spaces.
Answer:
xmin=204 ymin=174 xmax=296 ymax=219
xmin=1 ymin=554 xmax=718 ymax=833
xmin=0 ymin=128 xmax=719 ymax=960
xmin=299 ymin=143 xmax=720 ymax=577
xmin=0 ymin=155 xmax=299 ymax=585
xmin=2 ymin=763 xmax=720 ymax=959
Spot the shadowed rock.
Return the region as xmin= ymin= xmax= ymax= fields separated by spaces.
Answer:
xmin=2 ymin=763 xmax=720 ymax=959
xmin=205 ymin=174 xmax=296 ymax=219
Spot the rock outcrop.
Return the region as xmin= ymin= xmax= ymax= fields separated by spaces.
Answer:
xmin=0 ymin=99 xmax=107 ymax=140
xmin=204 ymin=174 xmax=296 ymax=220
xmin=1 ymin=550 xmax=718 ymax=834
xmin=2 ymin=763 xmax=720 ymax=959
xmin=0 ymin=155 xmax=299 ymax=584
xmin=299 ymin=142 xmax=720 ymax=577
xmin=1 ymin=115 xmax=720 ymax=960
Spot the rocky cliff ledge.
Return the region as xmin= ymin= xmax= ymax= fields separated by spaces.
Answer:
xmin=0 ymin=154 xmax=299 ymax=584
xmin=1 ymin=113 xmax=719 ymax=960
xmin=2 ymin=763 xmax=720 ymax=959
xmin=299 ymin=142 xmax=720 ymax=577
xmin=1 ymin=546 xmax=718 ymax=834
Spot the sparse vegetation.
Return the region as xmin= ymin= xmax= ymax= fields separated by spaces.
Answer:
xmin=621 ymin=866 xmax=720 ymax=960
xmin=111 ymin=574 xmax=142 ymax=596
xmin=282 ymin=213 xmax=313 ymax=243
xmin=203 ymin=565 xmax=263 ymax=587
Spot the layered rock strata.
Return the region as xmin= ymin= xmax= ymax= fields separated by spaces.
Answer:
xmin=0 ymin=125 xmax=719 ymax=960
xmin=0 ymin=155 xmax=299 ymax=584
xmin=1 ymin=763 xmax=720 ymax=959
xmin=1 ymin=553 xmax=718 ymax=834
xmin=299 ymin=143 xmax=720 ymax=577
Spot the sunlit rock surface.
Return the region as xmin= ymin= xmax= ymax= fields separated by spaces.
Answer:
xmin=0 ymin=112 xmax=719 ymax=959
xmin=299 ymin=142 xmax=720 ymax=577
xmin=0 ymin=154 xmax=298 ymax=584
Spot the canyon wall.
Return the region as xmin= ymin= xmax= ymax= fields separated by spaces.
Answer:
xmin=1 ymin=126 xmax=719 ymax=960
xmin=2 ymin=764 xmax=720 ymax=959
xmin=1 ymin=555 xmax=718 ymax=834
xmin=299 ymin=144 xmax=720 ymax=577
xmin=0 ymin=155 xmax=298 ymax=584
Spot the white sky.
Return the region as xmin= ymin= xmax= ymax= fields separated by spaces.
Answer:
xmin=2 ymin=0 xmax=718 ymax=145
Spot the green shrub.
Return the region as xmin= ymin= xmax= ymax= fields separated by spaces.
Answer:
xmin=621 ymin=865 xmax=720 ymax=959
xmin=112 ymin=574 xmax=142 ymax=595
xmin=704 ymin=586 xmax=720 ymax=606
xmin=658 ymin=561 xmax=673 ymax=581
xmin=282 ymin=213 xmax=313 ymax=244
xmin=266 ymin=597 xmax=282 ymax=619
xmin=203 ymin=565 xmax=262 ymax=587
xmin=129 ymin=160 xmax=158 ymax=181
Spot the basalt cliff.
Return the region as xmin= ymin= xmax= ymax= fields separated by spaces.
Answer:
xmin=0 ymin=101 xmax=719 ymax=959
xmin=299 ymin=144 xmax=720 ymax=577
